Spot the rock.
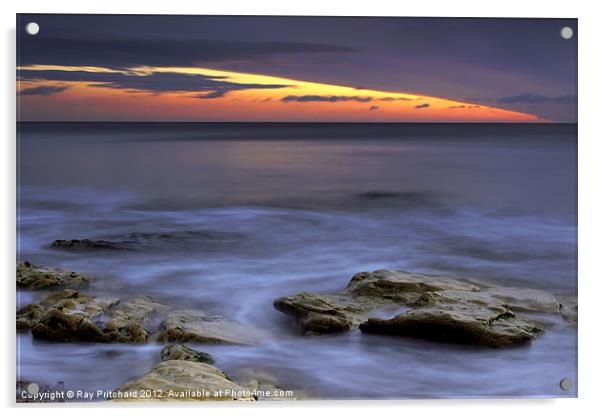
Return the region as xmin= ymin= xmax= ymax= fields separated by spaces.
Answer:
xmin=273 ymin=292 xmax=370 ymax=334
xmin=18 ymin=290 xmax=168 ymax=343
xmin=51 ymin=239 xmax=123 ymax=250
xmin=480 ymin=287 xmax=561 ymax=314
xmin=114 ymin=361 xmax=254 ymax=401
xmin=160 ymin=344 xmax=214 ymax=365
xmin=17 ymin=261 xmax=89 ymax=290
xmin=359 ymin=291 xmax=542 ymax=347
xmin=557 ymin=295 xmax=578 ymax=324
xmin=347 ymin=270 xmax=479 ymax=302
xmin=274 ymin=269 xmax=564 ymax=347
xmin=228 ymin=368 xmax=300 ymax=401
xmin=156 ymin=309 xmax=257 ymax=345
xmin=51 ymin=230 xmax=242 ymax=252
xmin=273 ymin=270 xmax=479 ymax=334
xmin=16 ymin=303 xmax=44 ymax=330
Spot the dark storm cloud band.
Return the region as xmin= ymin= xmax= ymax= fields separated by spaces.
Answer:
xmin=17 ymin=85 xmax=70 ymax=96
xmin=497 ymin=93 xmax=576 ymax=104
xmin=280 ymin=95 xmax=418 ymax=103
xmin=281 ymin=95 xmax=373 ymax=103
xmin=18 ymin=36 xmax=357 ymax=69
xmin=18 ymin=69 xmax=289 ymax=98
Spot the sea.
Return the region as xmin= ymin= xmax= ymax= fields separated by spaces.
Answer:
xmin=16 ymin=122 xmax=578 ymax=399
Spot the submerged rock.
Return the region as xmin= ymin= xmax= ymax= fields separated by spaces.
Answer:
xmin=160 ymin=344 xmax=214 ymax=365
xmin=557 ymin=294 xmax=578 ymax=324
xmin=274 ymin=269 xmax=566 ymax=347
xmin=51 ymin=230 xmax=242 ymax=252
xmin=114 ymin=360 xmax=254 ymax=401
xmin=17 ymin=261 xmax=89 ymax=290
xmin=156 ymin=309 xmax=257 ymax=345
xmin=51 ymin=239 xmax=123 ymax=250
xmin=17 ymin=290 xmax=168 ymax=343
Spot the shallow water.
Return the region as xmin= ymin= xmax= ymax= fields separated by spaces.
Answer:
xmin=16 ymin=122 xmax=577 ymax=399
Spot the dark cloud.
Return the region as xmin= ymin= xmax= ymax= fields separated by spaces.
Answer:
xmin=281 ymin=95 xmax=372 ymax=103
xmin=415 ymin=103 xmax=430 ymax=109
xmin=378 ymin=97 xmax=414 ymax=102
xmin=18 ymin=16 xmax=357 ymax=69
xmin=449 ymin=104 xmax=480 ymax=109
xmin=368 ymin=105 xmax=380 ymax=111
xmin=18 ymin=69 xmax=289 ymax=99
xmin=18 ymin=85 xmax=69 ymax=96
xmin=497 ymin=93 xmax=576 ymax=104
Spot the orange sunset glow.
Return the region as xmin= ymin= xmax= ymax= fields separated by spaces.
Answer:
xmin=17 ymin=65 xmax=541 ymax=122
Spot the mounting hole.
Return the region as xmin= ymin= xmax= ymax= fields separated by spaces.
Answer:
xmin=25 ymin=22 xmax=40 ymax=36
xmin=559 ymin=378 xmax=572 ymax=391
xmin=27 ymin=382 xmax=40 ymax=395
xmin=560 ymin=26 xmax=573 ymax=40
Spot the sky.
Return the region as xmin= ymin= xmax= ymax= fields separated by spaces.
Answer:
xmin=17 ymin=14 xmax=577 ymax=123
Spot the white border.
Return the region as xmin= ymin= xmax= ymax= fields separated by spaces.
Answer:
xmin=2 ymin=0 xmax=601 ymax=414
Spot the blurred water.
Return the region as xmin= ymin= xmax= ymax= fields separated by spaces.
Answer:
xmin=16 ymin=122 xmax=577 ymax=399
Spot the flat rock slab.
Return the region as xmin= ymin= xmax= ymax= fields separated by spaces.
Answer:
xmin=17 ymin=261 xmax=89 ymax=290
xmin=17 ymin=290 xmax=168 ymax=343
xmin=114 ymin=360 xmax=254 ymax=401
xmin=347 ymin=269 xmax=479 ymax=302
xmin=156 ymin=309 xmax=257 ymax=345
xmin=360 ymin=302 xmax=541 ymax=348
xmin=273 ymin=292 xmax=378 ymax=334
xmin=481 ymin=287 xmax=561 ymax=314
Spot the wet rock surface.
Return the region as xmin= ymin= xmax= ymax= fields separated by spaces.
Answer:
xmin=274 ymin=269 xmax=569 ymax=347
xmin=347 ymin=269 xmax=479 ymax=302
xmin=156 ymin=309 xmax=257 ymax=345
xmin=228 ymin=368 xmax=301 ymax=401
xmin=359 ymin=290 xmax=542 ymax=347
xmin=274 ymin=270 xmax=479 ymax=335
xmin=17 ymin=290 xmax=168 ymax=343
xmin=160 ymin=344 xmax=214 ymax=365
xmin=17 ymin=261 xmax=89 ymax=290
xmin=114 ymin=360 xmax=254 ymax=401
xmin=273 ymin=292 xmax=369 ymax=334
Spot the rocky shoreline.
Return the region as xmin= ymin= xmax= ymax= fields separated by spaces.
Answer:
xmin=16 ymin=261 xmax=576 ymax=401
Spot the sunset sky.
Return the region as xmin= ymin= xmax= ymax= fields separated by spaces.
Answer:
xmin=17 ymin=14 xmax=577 ymax=123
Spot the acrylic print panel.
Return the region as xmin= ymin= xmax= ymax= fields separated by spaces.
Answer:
xmin=16 ymin=14 xmax=577 ymax=402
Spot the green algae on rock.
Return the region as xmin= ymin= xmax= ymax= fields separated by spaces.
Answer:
xmin=18 ymin=290 xmax=168 ymax=343
xmin=17 ymin=261 xmax=89 ymax=290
